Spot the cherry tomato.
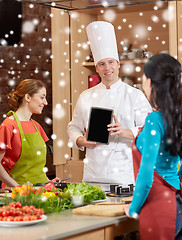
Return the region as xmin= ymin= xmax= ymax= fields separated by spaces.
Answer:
xmin=14 ymin=216 xmax=23 ymax=221
xmin=15 ymin=202 xmax=22 ymax=208
xmin=2 ymin=210 xmax=10 ymax=217
xmin=7 ymin=216 xmax=14 ymax=222
xmin=8 ymin=203 xmax=16 ymax=208
xmin=29 ymin=215 xmax=38 ymax=221
xmin=2 ymin=217 xmax=8 ymax=221
xmin=23 ymin=215 xmax=31 ymax=221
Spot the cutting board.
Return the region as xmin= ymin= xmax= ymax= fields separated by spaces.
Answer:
xmin=121 ymin=196 xmax=133 ymax=203
xmin=72 ymin=204 xmax=129 ymax=217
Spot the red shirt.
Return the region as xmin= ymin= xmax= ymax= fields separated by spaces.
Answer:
xmin=0 ymin=117 xmax=49 ymax=172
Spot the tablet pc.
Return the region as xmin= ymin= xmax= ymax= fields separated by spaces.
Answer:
xmin=87 ymin=107 xmax=113 ymax=144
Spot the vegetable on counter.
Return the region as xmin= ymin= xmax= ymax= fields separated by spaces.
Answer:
xmin=2 ymin=182 xmax=106 ymax=214
xmin=0 ymin=202 xmax=44 ymax=222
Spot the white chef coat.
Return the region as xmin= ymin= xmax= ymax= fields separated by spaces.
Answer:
xmin=67 ymin=79 xmax=152 ymax=185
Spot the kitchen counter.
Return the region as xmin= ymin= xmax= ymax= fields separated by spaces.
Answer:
xmin=0 ymin=203 xmax=138 ymax=240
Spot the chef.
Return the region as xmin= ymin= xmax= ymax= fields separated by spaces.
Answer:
xmin=67 ymin=21 xmax=152 ymax=186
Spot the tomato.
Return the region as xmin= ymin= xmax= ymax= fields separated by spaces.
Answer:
xmin=9 ymin=209 xmax=16 ymax=216
xmin=14 ymin=216 xmax=23 ymax=221
xmin=15 ymin=202 xmax=22 ymax=208
xmin=23 ymin=215 xmax=31 ymax=221
xmin=29 ymin=205 xmax=36 ymax=211
xmin=7 ymin=216 xmax=14 ymax=222
xmin=22 ymin=205 xmax=29 ymax=211
xmin=2 ymin=210 xmax=10 ymax=217
xmin=15 ymin=210 xmax=23 ymax=216
xmin=35 ymin=208 xmax=44 ymax=216
xmin=29 ymin=215 xmax=38 ymax=221
xmin=8 ymin=203 xmax=16 ymax=208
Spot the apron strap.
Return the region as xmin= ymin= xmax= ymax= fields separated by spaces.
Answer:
xmin=7 ymin=111 xmax=39 ymax=138
xmin=7 ymin=111 xmax=24 ymax=139
xmin=31 ymin=120 xmax=38 ymax=131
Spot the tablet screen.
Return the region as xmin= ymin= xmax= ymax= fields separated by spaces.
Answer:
xmin=87 ymin=107 xmax=113 ymax=144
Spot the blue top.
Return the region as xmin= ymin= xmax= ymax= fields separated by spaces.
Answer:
xmin=129 ymin=112 xmax=181 ymax=217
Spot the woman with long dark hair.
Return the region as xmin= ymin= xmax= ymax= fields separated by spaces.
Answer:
xmin=124 ymin=54 xmax=182 ymax=239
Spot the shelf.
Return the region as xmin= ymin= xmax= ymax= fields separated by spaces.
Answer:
xmin=83 ymin=58 xmax=148 ymax=67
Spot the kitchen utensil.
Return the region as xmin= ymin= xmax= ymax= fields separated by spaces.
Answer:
xmin=144 ymin=51 xmax=153 ymax=58
xmin=58 ymin=177 xmax=71 ymax=183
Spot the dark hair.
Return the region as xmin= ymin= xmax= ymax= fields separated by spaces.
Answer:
xmin=9 ymin=79 xmax=46 ymax=111
xmin=144 ymin=53 xmax=182 ymax=155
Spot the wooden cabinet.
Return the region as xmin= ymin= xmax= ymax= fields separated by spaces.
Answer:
xmin=51 ymin=1 xmax=182 ymax=180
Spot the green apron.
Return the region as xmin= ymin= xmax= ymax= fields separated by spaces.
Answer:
xmin=8 ymin=111 xmax=48 ymax=185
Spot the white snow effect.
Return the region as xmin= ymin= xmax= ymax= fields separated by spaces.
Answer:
xmin=22 ymin=21 xmax=35 ymax=34
xmin=121 ymin=63 xmax=135 ymax=75
xmin=72 ymin=195 xmax=83 ymax=207
xmin=57 ymin=140 xmax=64 ymax=147
xmin=68 ymin=142 xmax=73 ymax=148
xmin=37 ymin=151 xmax=41 ymax=155
xmin=83 ymin=158 xmax=89 ymax=164
xmin=162 ymin=6 xmax=175 ymax=22
xmin=53 ymin=104 xmax=65 ymax=119
xmin=151 ymin=130 xmax=156 ymax=135
xmin=51 ymin=134 xmax=57 ymax=140
xmin=0 ymin=39 xmax=7 ymax=46
xmin=64 ymin=154 xmax=69 ymax=159
xmin=133 ymin=24 xmax=147 ymax=39
xmin=44 ymin=117 xmax=52 ymax=125
xmin=103 ymin=9 xmax=116 ymax=22
xmin=43 ymin=167 xmax=48 ymax=173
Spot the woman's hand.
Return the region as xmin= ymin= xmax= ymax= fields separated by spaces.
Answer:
xmin=49 ymin=177 xmax=61 ymax=183
xmin=123 ymin=205 xmax=133 ymax=219
xmin=107 ymin=114 xmax=134 ymax=140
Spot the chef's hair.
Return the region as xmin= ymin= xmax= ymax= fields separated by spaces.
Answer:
xmin=8 ymin=79 xmax=46 ymax=111
xmin=144 ymin=53 xmax=182 ymax=156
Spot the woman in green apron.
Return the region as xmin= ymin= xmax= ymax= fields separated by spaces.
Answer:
xmin=0 ymin=79 xmax=51 ymax=187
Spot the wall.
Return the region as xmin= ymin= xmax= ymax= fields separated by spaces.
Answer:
xmin=0 ymin=3 xmax=55 ymax=177
xmin=0 ymin=3 xmax=52 ymax=138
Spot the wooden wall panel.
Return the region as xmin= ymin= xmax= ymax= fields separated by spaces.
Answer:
xmin=70 ymin=12 xmax=96 ymax=160
xmin=51 ymin=8 xmax=71 ymax=165
xmin=168 ymin=1 xmax=178 ymax=57
xmin=177 ymin=1 xmax=182 ymax=64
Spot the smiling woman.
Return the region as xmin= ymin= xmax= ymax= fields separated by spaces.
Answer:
xmin=0 ymin=79 xmax=50 ymax=188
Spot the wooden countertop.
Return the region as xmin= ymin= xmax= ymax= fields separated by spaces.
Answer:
xmin=0 ymin=209 xmax=134 ymax=240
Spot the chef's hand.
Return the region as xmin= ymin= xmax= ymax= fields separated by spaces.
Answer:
xmin=107 ymin=114 xmax=134 ymax=140
xmin=76 ymin=130 xmax=99 ymax=149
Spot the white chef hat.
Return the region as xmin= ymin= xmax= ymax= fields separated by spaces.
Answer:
xmin=86 ymin=21 xmax=119 ymax=66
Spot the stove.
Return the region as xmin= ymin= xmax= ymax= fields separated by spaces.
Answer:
xmin=106 ymin=184 xmax=134 ymax=197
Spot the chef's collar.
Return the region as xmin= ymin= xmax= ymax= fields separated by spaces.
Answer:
xmin=99 ymin=79 xmax=122 ymax=90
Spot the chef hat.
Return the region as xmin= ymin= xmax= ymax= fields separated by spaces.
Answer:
xmin=86 ymin=21 xmax=119 ymax=66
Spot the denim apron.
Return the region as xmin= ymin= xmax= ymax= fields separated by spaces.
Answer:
xmin=8 ymin=111 xmax=48 ymax=185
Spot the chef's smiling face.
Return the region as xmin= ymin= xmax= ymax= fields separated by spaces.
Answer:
xmin=27 ymin=87 xmax=48 ymax=114
xmin=96 ymin=58 xmax=120 ymax=87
